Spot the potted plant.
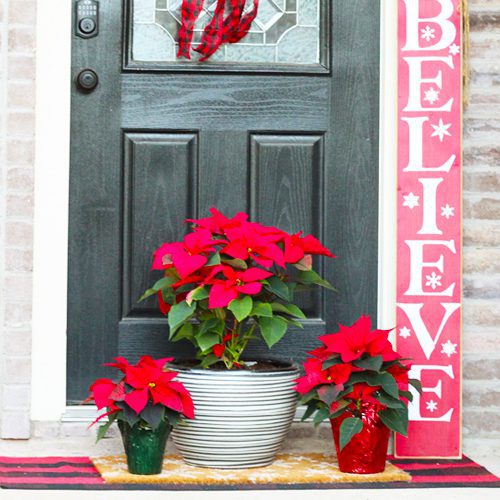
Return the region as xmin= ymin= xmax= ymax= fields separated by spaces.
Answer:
xmin=141 ymin=208 xmax=335 ymax=468
xmin=295 ymin=315 xmax=422 ymax=474
xmin=87 ymin=355 xmax=194 ymax=475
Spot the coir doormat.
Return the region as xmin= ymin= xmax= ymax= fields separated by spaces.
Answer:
xmin=1 ymin=454 xmax=499 ymax=490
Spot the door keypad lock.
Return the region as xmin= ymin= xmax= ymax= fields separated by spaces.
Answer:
xmin=76 ymin=0 xmax=99 ymax=39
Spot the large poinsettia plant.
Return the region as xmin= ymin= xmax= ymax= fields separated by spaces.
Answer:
xmin=296 ymin=316 xmax=422 ymax=450
xmin=140 ymin=208 xmax=335 ymax=369
xmin=87 ymin=356 xmax=194 ymax=441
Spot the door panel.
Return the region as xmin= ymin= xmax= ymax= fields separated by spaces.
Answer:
xmin=121 ymin=76 xmax=329 ymax=129
xmin=123 ymin=132 xmax=198 ymax=317
xmin=250 ymin=134 xmax=324 ymax=317
xmin=68 ymin=0 xmax=380 ymax=403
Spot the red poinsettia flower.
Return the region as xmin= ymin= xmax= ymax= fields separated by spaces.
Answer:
xmin=387 ymin=364 xmax=411 ymax=391
xmin=295 ymin=359 xmax=353 ymax=395
xmin=187 ymin=207 xmax=248 ymax=235
xmin=104 ymin=356 xmax=131 ymax=373
xmin=212 ymin=333 xmax=238 ymax=358
xmin=157 ymin=291 xmax=171 ymax=315
xmin=177 ymin=264 xmax=225 ymax=294
xmin=345 ymin=382 xmax=381 ymax=405
xmin=208 ymin=265 xmax=273 ymax=309
xmin=212 ymin=344 xmax=225 ymax=358
xmin=283 ymin=232 xmax=335 ymax=264
xmin=308 ymin=345 xmax=331 ymax=361
xmin=89 ymin=378 xmax=119 ymax=410
xmin=123 ymin=356 xmax=194 ymax=418
xmin=152 ymin=229 xmax=224 ymax=278
xmin=318 ymin=315 xmax=398 ymax=363
xmin=222 ymin=222 xmax=286 ymax=268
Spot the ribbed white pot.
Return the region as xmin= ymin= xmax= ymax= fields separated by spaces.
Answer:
xmin=171 ymin=361 xmax=300 ymax=469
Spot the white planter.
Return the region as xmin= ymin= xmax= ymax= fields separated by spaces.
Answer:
xmin=171 ymin=361 xmax=300 ymax=469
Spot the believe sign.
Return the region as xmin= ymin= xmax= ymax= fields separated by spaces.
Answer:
xmin=396 ymin=0 xmax=462 ymax=458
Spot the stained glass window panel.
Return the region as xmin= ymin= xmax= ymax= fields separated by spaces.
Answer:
xmin=131 ymin=0 xmax=322 ymax=65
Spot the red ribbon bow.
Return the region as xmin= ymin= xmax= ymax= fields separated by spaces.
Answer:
xmin=177 ymin=0 xmax=260 ymax=61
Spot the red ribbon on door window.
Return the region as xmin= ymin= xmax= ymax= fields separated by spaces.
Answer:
xmin=177 ymin=0 xmax=259 ymax=61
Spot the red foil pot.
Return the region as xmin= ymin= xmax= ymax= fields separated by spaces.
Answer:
xmin=330 ymin=403 xmax=390 ymax=474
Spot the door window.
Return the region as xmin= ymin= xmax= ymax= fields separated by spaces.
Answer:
xmin=130 ymin=0 xmax=326 ymax=69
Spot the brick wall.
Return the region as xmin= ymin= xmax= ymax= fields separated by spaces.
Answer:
xmin=0 ymin=0 xmax=36 ymax=439
xmin=462 ymin=0 xmax=500 ymax=449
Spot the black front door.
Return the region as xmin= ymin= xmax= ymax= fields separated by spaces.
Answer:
xmin=68 ymin=0 xmax=380 ymax=403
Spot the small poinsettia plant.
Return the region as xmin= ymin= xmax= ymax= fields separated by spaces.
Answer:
xmin=87 ymin=355 xmax=194 ymax=441
xmin=140 ymin=208 xmax=335 ymax=369
xmin=296 ymin=315 xmax=422 ymax=450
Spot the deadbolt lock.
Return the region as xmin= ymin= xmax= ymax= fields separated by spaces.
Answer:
xmin=76 ymin=0 xmax=99 ymax=39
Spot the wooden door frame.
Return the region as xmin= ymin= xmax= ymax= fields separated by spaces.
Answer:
xmin=31 ymin=0 xmax=398 ymax=422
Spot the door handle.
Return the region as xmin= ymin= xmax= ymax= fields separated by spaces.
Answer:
xmin=76 ymin=69 xmax=99 ymax=92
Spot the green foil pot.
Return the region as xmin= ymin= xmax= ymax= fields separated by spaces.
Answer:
xmin=118 ymin=420 xmax=171 ymax=475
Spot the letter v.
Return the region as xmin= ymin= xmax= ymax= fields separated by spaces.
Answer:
xmin=397 ymin=303 xmax=461 ymax=359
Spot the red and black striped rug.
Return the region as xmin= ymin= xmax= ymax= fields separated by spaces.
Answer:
xmin=0 ymin=455 xmax=498 ymax=490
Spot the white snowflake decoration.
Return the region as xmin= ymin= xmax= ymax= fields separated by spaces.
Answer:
xmin=403 ymin=192 xmax=420 ymax=210
xmin=449 ymin=43 xmax=460 ymax=55
xmin=426 ymin=400 xmax=438 ymax=413
xmin=441 ymin=340 xmax=458 ymax=358
xmin=424 ymin=87 xmax=440 ymax=105
xmin=431 ymin=118 xmax=452 ymax=142
xmin=399 ymin=327 xmax=412 ymax=339
xmin=425 ymin=272 xmax=442 ymax=290
xmin=441 ymin=204 xmax=455 ymax=219
xmin=421 ymin=25 xmax=436 ymax=42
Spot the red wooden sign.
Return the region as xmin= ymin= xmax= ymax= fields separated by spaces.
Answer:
xmin=396 ymin=0 xmax=462 ymax=458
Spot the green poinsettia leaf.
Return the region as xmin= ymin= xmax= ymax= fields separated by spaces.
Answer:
xmin=168 ymin=301 xmax=196 ymax=335
xmin=228 ymin=296 xmax=253 ymax=322
xmin=339 ymin=417 xmax=363 ymax=451
xmin=301 ymin=403 xmax=318 ymax=422
xmin=375 ymin=391 xmax=406 ymax=409
xmin=164 ymin=408 xmax=181 ymax=427
xmin=329 ymin=400 xmax=350 ymax=419
xmin=258 ymin=316 xmax=288 ymax=348
xmin=270 ymin=302 xmax=306 ymax=319
xmin=322 ymin=357 xmax=342 ymax=369
xmin=120 ymin=403 xmax=140 ymax=427
xmin=313 ymin=407 xmax=330 ymax=426
xmin=379 ymin=407 xmax=408 ymax=437
xmin=399 ymin=390 xmax=414 ymax=402
xmin=409 ymin=378 xmax=423 ymax=394
xmin=317 ymin=384 xmax=344 ymax=407
xmin=221 ymin=258 xmax=247 ymax=270
xmin=251 ymin=301 xmax=273 ymax=317
xmin=153 ymin=276 xmax=177 ymax=291
xmin=138 ymin=288 xmax=156 ymax=302
xmin=300 ymin=389 xmax=319 ymax=405
xmin=206 ymin=252 xmax=221 ymax=266
xmin=379 ymin=372 xmax=400 ymax=399
xmin=265 ymin=277 xmax=292 ymax=301
xmin=140 ymin=404 xmax=165 ymax=430
xmin=297 ymin=270 xmax=336 ymax=291
xmin=353 ymin=355 xmax=383 ymax=371
xmin=188 ymin=286 xmax=209 ymax=302
xmin=280 ymin=317 xmax=304 ymax=329
xmin=95 ymin=412 xmax=118 ymax=442
xmin=199 ymin=318 xmax=225 ymax=336
xmin=199 ymin=353 xmax=220 ymax=368
xmin=171 ymin=322 xmax=194 ymax=342
xmin=197 ymin=332 xmax=220 ymax=352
